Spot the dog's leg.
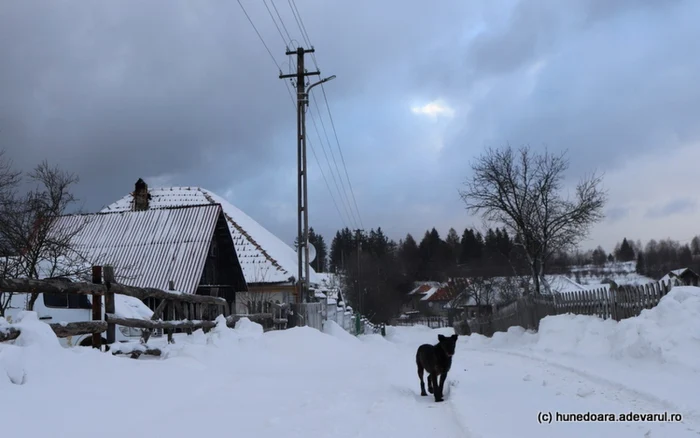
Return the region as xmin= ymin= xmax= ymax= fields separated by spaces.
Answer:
xmin=418 ymin=363 xmax=427 ymax=396
xmin=427 ymin=373 xmax=434 ymax=394
xmin=435 ymin=373 xmax=446 ymax=402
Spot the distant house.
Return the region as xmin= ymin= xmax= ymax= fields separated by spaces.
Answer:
xmin=52 ymin=202 xmax=247 ymax=310
xmin=660 ymin=268 xmax=699 ymax=287
xmin=402 ymin=282 xmax=454 ymax=317
xmin=103 ymin=179 xmax=319 ymax=313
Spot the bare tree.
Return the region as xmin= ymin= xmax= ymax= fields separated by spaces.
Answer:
xmin=236 ymin=266 xmax=279 ymax=314
xmin=0 ymin=158 xmax=89 ymax=313
xmin=459 ymin=145 xmax=606 ymax=295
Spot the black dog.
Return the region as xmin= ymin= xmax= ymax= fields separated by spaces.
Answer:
xmin=416 ymin=334 xmax=458 ymax=402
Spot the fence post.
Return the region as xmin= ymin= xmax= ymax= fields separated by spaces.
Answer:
xmin=103 ymin=265 xmax=116 ymax=345
xmin=91 ymin=266 xmax=103 ymax=350
xmin=380 ymin=323 xmax=386 ymax=337
xmin=355 ymin=313 xmax=361 ymax=336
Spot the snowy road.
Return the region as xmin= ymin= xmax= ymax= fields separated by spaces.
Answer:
xmin=2 ymin=303 xmax=699 ymax=438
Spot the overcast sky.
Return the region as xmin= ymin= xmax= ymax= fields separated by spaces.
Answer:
xmin=1 ymin=0 xmax=699 ymax=252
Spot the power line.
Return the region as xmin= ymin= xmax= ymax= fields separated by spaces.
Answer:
xmin=309 ymin=91 xmax=359 ymax=227
xmin=269 ymin=4 xmax=359 ymax=229
xmin=318 ymin=85 xmax=364 ymax=230
xmin=262 ymin=0 xmax=289 ymax=49
xmin=271 ymin=0 xmax=294 ymax=46
xmin=307 ymin=104 xmax=357 ymax=228
xmin=240 ymin=1 xmax=349 ymax=230
xmin=286 ymin=2 xmax=365 ymax=229
xmin=236 ymin=0 xmax=282 ymax=73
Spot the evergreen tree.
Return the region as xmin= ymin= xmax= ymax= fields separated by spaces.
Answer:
xmin=307 ymin=227 xmax=328 ymax=272
xmin=679 ymin=244 xmax=693 ymax=266
xmin=636 ymin=251 xmax=646 ymax=275
xmin=618 ymin=238 xmax=635 ymax=261
xmin=418 ymin=228 xmax=450 ymax=280
xmin=398 ymin=233 xmax=421 ymax=281
xmin=445 ymin=228 xmax=460 ymax=264
xmin=691 ymin=236 xmax=700 ymax=256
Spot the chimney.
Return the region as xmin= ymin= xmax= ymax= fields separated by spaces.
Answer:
xmin=133 ymin=178 xmax=151 ymax=211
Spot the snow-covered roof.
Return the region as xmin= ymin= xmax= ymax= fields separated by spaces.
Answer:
xmin=52 ymin=204 xmax=225 ymax=294
xmin=407 ymin=282 xmax=451 ymax=301
xmin=102 ymin=186 xmax=317 ymax=285
xmin=409 ymin=281 xmax=443 ymax=295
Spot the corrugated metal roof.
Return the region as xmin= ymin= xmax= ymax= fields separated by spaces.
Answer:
xmin=52 ymin=204 xmax=221 ymax=294
xmin=102 ymin=186 xmax=317 ymax=285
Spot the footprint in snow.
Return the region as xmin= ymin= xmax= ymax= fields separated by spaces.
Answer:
xmin=522 ymin=374 xmax=532 ymax=382
xmin=542 ymin=380 xmax=547 ymax=387
xmin=576 ymin=387 xmax=595 ymax=398
xmin=484 ymin=362 xmax=494 ymax=366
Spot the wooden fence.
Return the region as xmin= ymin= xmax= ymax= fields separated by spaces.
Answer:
xmin=0 ymin=265 xmax=283 ymax=358
xmin=390 ymin=316 xmax=450 ymax=329
xmin=469 ymin=279 xmax=678 ymax=337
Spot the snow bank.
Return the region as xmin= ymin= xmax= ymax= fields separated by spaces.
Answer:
xmin=322 ymin=319 xmax=359 ymax=343
xmin=113 ymin=294 xmax=154 ymax=320
xmin=234 ymin=316 xmax=264 ymax=337
xmin=0 ymin=311 xmax=64 ymax=386
xmin=474 ymin=286 xmax=700 ymax=369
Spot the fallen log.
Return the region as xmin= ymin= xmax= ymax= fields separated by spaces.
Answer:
xmin=50 ymin=321 xmax=107 ymax=338
xmin=228 ymin=313 xmax=274 ymax=324
xmin=0 ymin=326 xmax=21 ymax=342
xmin=107 ymin=313 xmax=277 ymax=332
xmin=106 ymin=314 xmax=217 ymax=331
xmin=127 ymin=349 xmax=162 ymax=359
xmin=110 ymin=343 xmax=162 ymax=359
xmin=1 ymin=321 xmax=106 ymax=342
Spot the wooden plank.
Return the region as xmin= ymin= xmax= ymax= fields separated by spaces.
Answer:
xmin=652 ymin=282 xmax=660 ymax=306
xmin=91 ymin=266 xmax=103 ymax=349
xmin=104 ymin=265 xmax=116 ymax=345
xmin=0 ymin=277 xmax=228 ymax=306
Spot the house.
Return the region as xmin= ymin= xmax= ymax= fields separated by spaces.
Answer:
xmin=402 ymin=282 xmax=452 ymax=317
xmin=421 ymin=285 xmax=458 ymax=317
xmin=51 ymin=202 xmax=247 ymax=310
xmin=660 ymin=268 xmax=699 ymax=286
xmin=103 ymin=179 xmax=318 ymax=313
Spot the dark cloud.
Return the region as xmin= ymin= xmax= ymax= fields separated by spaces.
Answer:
xmin=1 ymin=0 xmax=698 ymax=248
xmin=646 ymin=198 xmax=697 ymax=219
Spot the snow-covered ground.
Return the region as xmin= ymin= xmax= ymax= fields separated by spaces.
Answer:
xmin=2 ymin=287 xmax=699 ymax=437
xmin=568 ymin=261 xmax=656 ymax=286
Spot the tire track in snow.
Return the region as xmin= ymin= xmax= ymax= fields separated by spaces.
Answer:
xmin=380 ymin=382 xmax=475 ymax=438
xmin=469 ymin=347 xmax=700 ymax=430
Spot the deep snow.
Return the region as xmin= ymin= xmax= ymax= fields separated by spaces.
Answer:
xmin=2 ymin=287 xmax=699 ymax=437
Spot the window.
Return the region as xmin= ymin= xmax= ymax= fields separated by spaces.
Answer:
xmin=43 ymin=293 xmax=68 ymax=308
xmin=68 ymin=293 xmax=92 ymax=309
xmin=43 ymin=293 xmax=91 ymax=309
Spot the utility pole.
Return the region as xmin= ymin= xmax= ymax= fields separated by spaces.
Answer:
xmin=354 ymin=228 xmax=363 ymax=314
xmin=279 ymin=47 xmax=335 ymax=310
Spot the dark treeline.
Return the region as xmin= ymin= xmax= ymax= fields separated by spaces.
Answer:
xmin=325 ymin=226 xmax=531 ymax=322
xmin=537 ymin=236 xmax=700 ymax=279
xmin=319 ymin=227 xmax=700 ymax=323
